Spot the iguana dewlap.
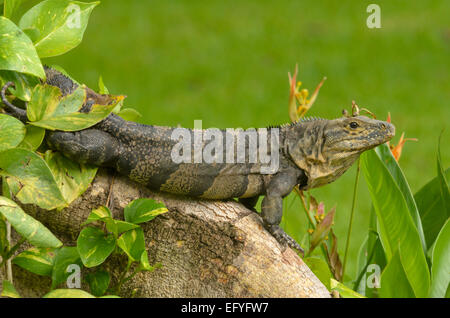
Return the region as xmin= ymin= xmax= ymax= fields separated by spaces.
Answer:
xmin=1 ymin=67 xmax=395 ymax=253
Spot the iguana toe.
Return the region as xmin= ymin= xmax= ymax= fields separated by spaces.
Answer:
xmin=266 ymin=225 xmax=304 ymax=256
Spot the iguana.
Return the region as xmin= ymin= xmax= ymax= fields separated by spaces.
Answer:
xmin=1 ymin=67 xmax=395 ymax=253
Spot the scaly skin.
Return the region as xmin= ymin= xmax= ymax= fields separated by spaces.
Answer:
xmin=1 ymin=68 xmax=395 ymax=253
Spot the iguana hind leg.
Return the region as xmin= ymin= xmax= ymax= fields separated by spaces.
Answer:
xmin=47 ymin=129 xmax=121 ymax=167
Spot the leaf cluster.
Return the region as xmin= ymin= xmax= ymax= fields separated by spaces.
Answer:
xmin=0 ymin=0 xmax=148 ymax=298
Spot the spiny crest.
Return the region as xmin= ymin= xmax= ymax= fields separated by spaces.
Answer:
xmin=267 ymin=116 xmax=326 ymax=130
xmin=297 ymin=116 xmax=325 ymax=123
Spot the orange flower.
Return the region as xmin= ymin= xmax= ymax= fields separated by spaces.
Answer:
xmin=386 ymin=113 xmax=417 ymax=161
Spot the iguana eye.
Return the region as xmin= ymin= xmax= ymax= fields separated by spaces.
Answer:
xmin=349 ymin=122 xmax=359 ymax=129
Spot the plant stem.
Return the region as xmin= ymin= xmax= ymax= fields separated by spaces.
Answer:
xmin=0 ymin=237 xmax=25 ymax=269
xmin=296 ymin=188 xmax=331 ymax=263
xmin=6 ymin=221 xmax=12 ymax=282
xmin=122 ymin=268 xmax=140 ymax=285
xmin=114 ymin=259 xmax=132 ymax=294
xmin=1 ymin=178 xmax=14 ymax=282
xmin=342 ymin=158 xmax=361 ymax=281
xmin=295 ymin=187 xmax=315 ymax=227
xmin=105 ymin=172 xmax=116 ymax=209
xmin=6 ymin=237 xmax=25 ymax=259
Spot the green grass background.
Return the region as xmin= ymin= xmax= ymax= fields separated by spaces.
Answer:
xmin=42 ymin=0 xmax=449 ymax=282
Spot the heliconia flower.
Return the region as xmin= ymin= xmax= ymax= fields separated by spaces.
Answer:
xmin=288 ymin=64 xmax=326 ymax=122
xmin=389 ymin=132 xmax=418 ymax=161
xmin=288 ymin=65 xmax=300 ymax=122
xmin=386 ymin=113 xmax=417 ymax=161
xmin=317 ymin=202 xmax=325 ymax=217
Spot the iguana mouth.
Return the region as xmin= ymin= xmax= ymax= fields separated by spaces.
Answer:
xmin=385 ymin=122 xmax=396 ymax=140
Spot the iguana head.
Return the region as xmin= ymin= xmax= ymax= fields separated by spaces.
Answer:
xmin=323 ymin=115 xmax=395 ymax=153
xmin=285 ymin=115 xmax=395 ymax=189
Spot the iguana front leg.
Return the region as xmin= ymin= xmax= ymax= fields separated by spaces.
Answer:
xmin=261 ymin=169 xmax=304 ymax=254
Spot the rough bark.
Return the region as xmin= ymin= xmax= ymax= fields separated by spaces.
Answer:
xmin=1 ymin=168 xmax=330 ymax=298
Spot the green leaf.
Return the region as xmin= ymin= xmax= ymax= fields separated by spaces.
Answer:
xmin=31 ymin=102 xmax=122 ymax=131
xmin=112 ymin=220 xmax=139 ymax=234
xmin=415 ymin=168 xmax=450 ymax=249
xmin=0 ymin=196 xmax=62 ymax=247
xmin=43 ymin=288 xmax=95 ymax=298
xmin=98 ymin=75 xmax=123 ymax=114
xmin=437 ymin=135 xmax=450 ymax=219
xmin=138 ymin=249 xmax=157 ymax=272
xmin=83 ymin=207 xmax=139 ymax=237
xmin=0 ymin=113 xmax=26 ymax=151
xmin=0 ymin=70 xmax=39 ymax=101
xmin=44 ymin=151 xmax=98 ymax=208
xmin=355 ymin=235 xmax=368 ymax=294
xmin=309 ymin=207 xmax=335 ymax=254
xmin=26 ymin=84 xmax=61 ymax=121
xmin=82 ymin=206 xmax=112 ymax=226
xmin=17 ymin=124 xmax=45 ymax=151
xmin=77 ymin=227 xmax=115 ymax=268
xmin=3 ymin=0 xmax=23 ymax=19
xmin=124 ymin=198 xmax=168 ymax=225
xmin=85 ymin=269 xmax=110 ymax=297
xmin=51 ymin=246 xmax=82 ymax=289
xmin=117 ymin=108 xmax=142 ymax=122
xmin=354 ymin=222 xmax=386 ymax=297
xmin=12 ymin=246 xmax=56 ymax=276
xmin=367 ymin=207 xmax=387 ymax=270
xmin=105 ymin=219 xmax=139 ymax=238
xmin=0 ymin=148 xmax=66 ymax=209
xmin=97 ymin=75 xmax=109 ymax=94
xmin=1 ymin=280 xmax=20 ymax=298
xmin=53 ymin=85 xmax=86 ymax=116
xmin=303 ymin=257 xmax=332 ymax=290
xmin=0 ymin=16 xmax=45 ymax=78
xmin=429 ymin=219 xmax=450 ymax=298
xmin=330 ymin=279 xmax=365 ymax=298
xmin=116 ymin=228 xmax=145 ymax=262
xmin=375 ymin=143 xmax=427 ymax=252
xmin=19 ymin=0 xmax=99 ymax=58
xmin=22 ymin=27 xmax=39 ymax=42
xmin=26 ymin=84 xmax=83 ymax=122
xmin=379 ymin=249 xmax=415 ymax=298
xmin=1 ymin=174 xmax=11 ymax=198
xmin=361 ymin=149 xmax=430 ymax=298
xmin=29 ymin=87 xmax=124 ymax=131
xmin=0 ymin=217 xmax=7 ymax=255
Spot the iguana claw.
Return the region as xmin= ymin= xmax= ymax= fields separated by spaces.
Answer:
xmin=267 ymin=225 xmax=304 ymax=256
